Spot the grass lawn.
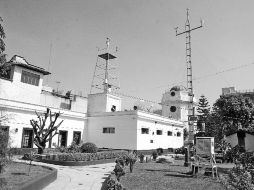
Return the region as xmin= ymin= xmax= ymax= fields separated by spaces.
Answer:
xmin=0 ymin=161 xmax=51 ymax=190
xmin=120 ymin=160 xmax=226 ymax=190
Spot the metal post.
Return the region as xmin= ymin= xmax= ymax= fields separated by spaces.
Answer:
xmin=175 ymin=9 xmax=203 ymax=166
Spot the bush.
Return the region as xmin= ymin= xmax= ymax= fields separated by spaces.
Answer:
xmin=107 ymin=177 xmax=123 ymax=190
xmin=138 ymin=153 xmax=145 ymax=163
xmin=113 ymin=162 xmax=125 ymax=181
xmin=228 ymin=166 xmax=254 ymax=190
xmin=152 ymin=151 xmax=158 ymax=160
xmin=48 ymin=151 xmax=128 ymax=162
xmin=80 ymin=142 xmax=98 ymax=153
xmin=175 ymin=146 xmax=185 ymax=155
xmin=157 ymin=148 xmax=163 ymax=155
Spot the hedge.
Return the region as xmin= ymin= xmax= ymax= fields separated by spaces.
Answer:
xmin=39 ymin=150 xmax=128 ymax=162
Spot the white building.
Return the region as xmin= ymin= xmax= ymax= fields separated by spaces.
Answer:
xmin=0 ymin=55 xmax=87 ymax=149
xmin=86 ymin=92 xmax=184 ymax=150
xmin=1 ymin=55 xmax=185 ymax=151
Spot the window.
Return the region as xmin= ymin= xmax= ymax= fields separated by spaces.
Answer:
xmin=156 ymin=130 xmax=162 ymax=135
xmin=141 ymin=128 xmax=149 ymax=134
xmin=58 ymin=130 xmax=68 ymax=147
xmin=21 ymin=70 xmax=40 ymax=86
xmin=73 ymin=131 xmax=81 ymax=145
xmin=103 ymin=127 xmax=115 ymax=134
xmin=177 ymin=132 xmax=181 ymax=137
xmin=170 ymin=106 xmax=176 ymax=112
xmin=167 ymin=131 xmax=173 ymax=136
xmin=22 ymin=128 xmax=33 ymax=148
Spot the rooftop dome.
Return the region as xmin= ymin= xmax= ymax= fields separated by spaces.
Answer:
xmin=170 ymin=85 xmax=188 ymax=92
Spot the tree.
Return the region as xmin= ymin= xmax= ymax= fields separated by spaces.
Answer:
xmin=196 ymin=95 xmax=210 ymax=132
xmin=213 ymin=94 xmax=254 ymax=135
xmin=30 ymin=108 xmax=63 ymax=154
xmin=197 ymin=95 xmax=210 ymax=117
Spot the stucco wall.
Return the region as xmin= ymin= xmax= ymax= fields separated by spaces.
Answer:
xmin=0 ymin=98 xmax=86 ymax=148
xmin=87 ymin=93 xmax=121 ymax=113
xmin=0 ymin=66 xmax=43 ymax=104
xmin=87 ymin=113 xmax=137 ymax=149
xmin=137 ymin=119 xmax=183 ymax=150
xmin=226 ymin=133 xmax=238 ymax=147
xmin=245 ymin=133 xmax=254 ymax=152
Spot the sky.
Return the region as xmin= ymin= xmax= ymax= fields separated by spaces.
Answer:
xmin=1 ymin=0 xmax=254 ymax=110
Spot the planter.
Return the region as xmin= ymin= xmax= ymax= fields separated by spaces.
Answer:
xmin=39 ymin=158 xmax=116 ymax=166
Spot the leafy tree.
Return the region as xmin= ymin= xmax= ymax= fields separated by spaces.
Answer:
xmin=30 ymin=108 xmax=63 ymax=154
xmin=0 ymin=17 xmax=6 ymax=64
xmin=213 ymin=94 xmax=254 ymax=135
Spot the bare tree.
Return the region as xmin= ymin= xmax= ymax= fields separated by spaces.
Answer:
xmin=30 ymin=108 xmax=63 ymax=154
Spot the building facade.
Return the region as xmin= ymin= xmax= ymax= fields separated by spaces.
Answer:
xmin=1 ymin=55 xmax=185 ymax=151
xmin=0 ymin=55 xmax=87 ymax=149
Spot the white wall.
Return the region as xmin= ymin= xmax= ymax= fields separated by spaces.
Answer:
xmin=226 ymin=133 xmax=238 ymax=147
xmin=87 ymin=93 xmax=107 ymax=113
xmin=137 ymin=118 xmax=184 ymax=150
xmin=87 ymin=113 xmax=137 ymax=149
xmin=245 ymin=133 xmax=254 ymax=152
xmin=0 ymin=66 xmax=43 ymax=104
xmin=0 ymin=98 xmax=86 ymax=148
xmin=87 ymin=93 xmax=121 ymax=113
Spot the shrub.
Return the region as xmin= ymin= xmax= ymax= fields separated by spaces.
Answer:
xmin=175 ymin=146 xmax=185 ymax=155
xmin=152 ymin=151 xmax=158 ymax=160
xmin=113 ymin=162 xmax=125 ymax=181
xmin=0 ymin=156 xmax=8 ymax=173
xmin=55 ymin=146 xmax=69 ymax=153
xmin=228 ymin=165 xmax=254 ymax=190
xmin=125 ymin=153 xmax=137 ymax=173
xmin=107 ymin=177 xmax=123 ymax=190
xmin=80 ymin=142 xmax=98 ymax=153
xmin=138 ymin=153 xmax=145 ymax=163
xmin=157 ymin=148 xmax=163 ymax=155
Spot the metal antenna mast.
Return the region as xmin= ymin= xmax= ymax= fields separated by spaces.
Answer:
xmin=90 ymin=38 xmax=120 ymax=94
xmin=175 ymin=9 xmax=203 ymax=132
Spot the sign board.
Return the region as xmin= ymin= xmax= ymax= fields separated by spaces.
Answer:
xmin=196 ymin=137 xmax=214 ymax=156
xmin=189 ymin=116 xmax=198 ymax=121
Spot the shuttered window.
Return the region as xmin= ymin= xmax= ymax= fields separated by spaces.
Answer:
xmin=21 ymin=70 xmax=40 ymax=86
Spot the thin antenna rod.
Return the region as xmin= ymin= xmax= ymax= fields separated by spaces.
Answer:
xmin=46 ymin=43 xmax=53 ymax=84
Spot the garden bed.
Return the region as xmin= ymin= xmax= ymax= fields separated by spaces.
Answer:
xmin=0 ymin=162 xmax=57 ymax=190
xmin=30 ymin=150 xmax=128 ymax=166
xmin=39 ymin=158 xmax=116 ymax=166
xmin=119 ymin=160 xmax=226 ymax=190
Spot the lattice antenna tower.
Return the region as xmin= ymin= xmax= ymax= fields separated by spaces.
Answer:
xmin=175 ymin=9 xmax=203 ymax=131
xmin=90 ymin=38 xmax=120 ymax=94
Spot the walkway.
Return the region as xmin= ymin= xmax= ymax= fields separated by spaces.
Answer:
xmin=14 ymin=158 xmax=115 ymax=190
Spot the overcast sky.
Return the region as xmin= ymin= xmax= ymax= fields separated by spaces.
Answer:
xmin=1 ymin=0 xmax=254 ymax=109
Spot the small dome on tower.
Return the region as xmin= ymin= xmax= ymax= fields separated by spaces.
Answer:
xmin=170 ymin=85 xmax=188 ymax=92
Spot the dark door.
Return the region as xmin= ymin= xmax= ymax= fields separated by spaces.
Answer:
xmin=59 ymin=131 xmax=68 ymax=147
xmin=73 ymin=131 xmax=81 ymax=145
xmin=22 ymin=128 xmax=33 ymax=148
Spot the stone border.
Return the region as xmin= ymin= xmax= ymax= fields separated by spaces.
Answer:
xmin=39 ymin=158 xmax=116 ymax=166
xmin=19 ymin=165 xmax=57 ymax=190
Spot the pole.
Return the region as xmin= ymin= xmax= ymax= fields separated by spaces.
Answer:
xmin=175 ymin=9 xmax=203 ymax=166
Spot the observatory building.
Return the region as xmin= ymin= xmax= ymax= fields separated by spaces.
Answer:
xmin=0 ymin=41 xmax=186 ymax=151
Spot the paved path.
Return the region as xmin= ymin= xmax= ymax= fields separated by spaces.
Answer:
xmin=14 ymin=158 xmax=115 ymax=190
